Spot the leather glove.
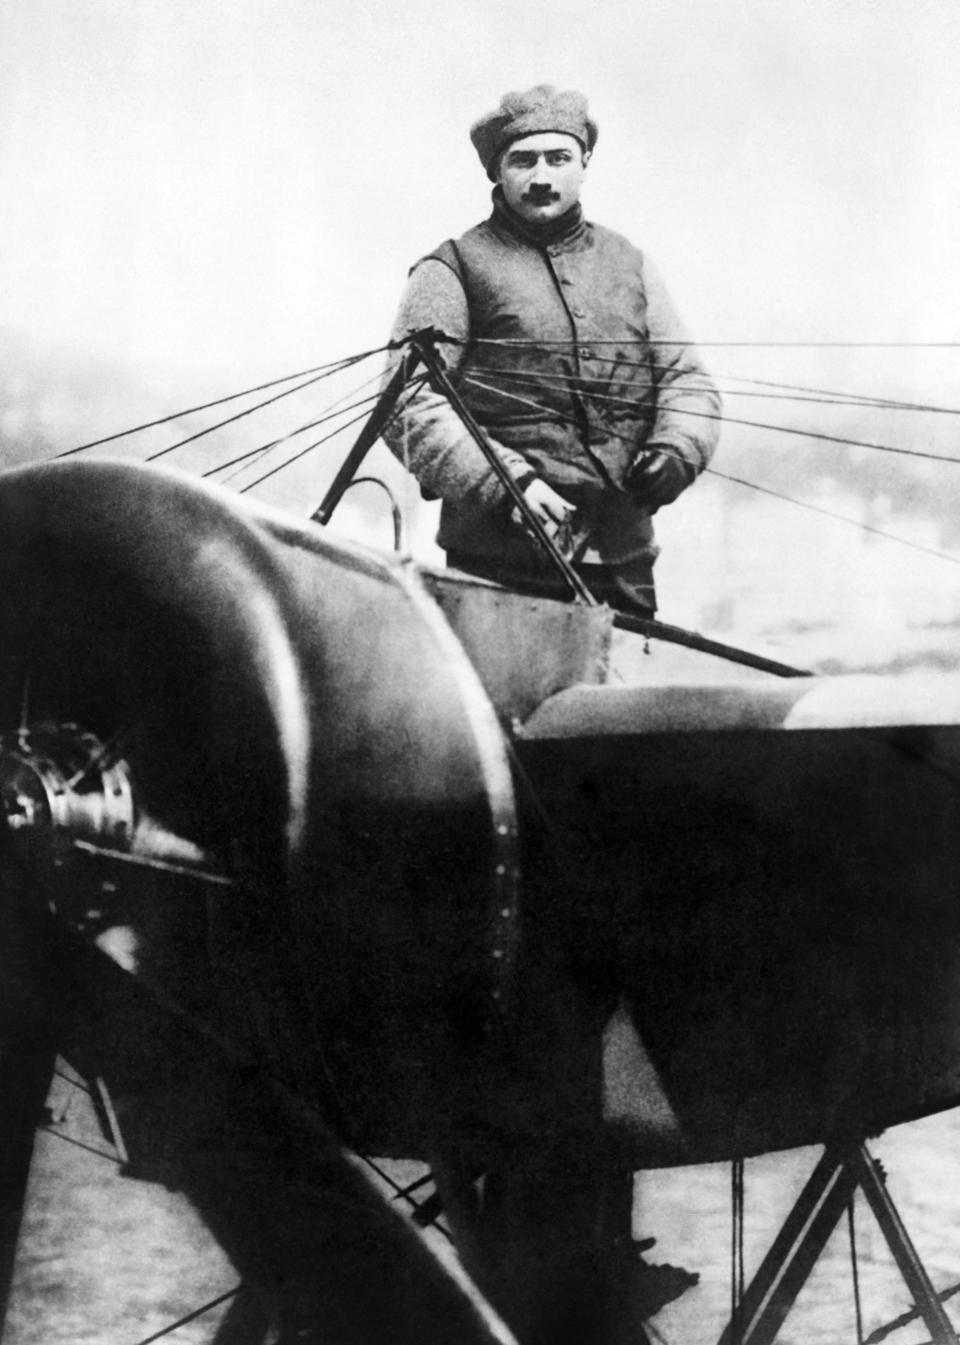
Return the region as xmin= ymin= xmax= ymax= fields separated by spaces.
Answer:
xmin=627 ymin=449 xmax=695 ymax=512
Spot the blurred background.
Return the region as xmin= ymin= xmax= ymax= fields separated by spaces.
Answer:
xmin=3 ymin=0 xmax=960 ymax=670
xmin=5 ymin=2 xmax=960 ymax=1342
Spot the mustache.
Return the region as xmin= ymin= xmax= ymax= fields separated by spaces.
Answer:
xmin=523 ymin=188 xmax=560 ymax=201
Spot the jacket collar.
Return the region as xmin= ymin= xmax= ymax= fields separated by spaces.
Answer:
xmin=490 ymin=187 xmax=587 ymax=248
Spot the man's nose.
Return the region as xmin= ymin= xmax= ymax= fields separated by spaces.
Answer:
xmin=530 ymin=157 xmax=552 ymax=185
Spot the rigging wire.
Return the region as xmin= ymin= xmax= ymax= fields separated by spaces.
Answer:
xmin=53 ymin=1066 xmax=92 ymax=1094
xmin=54 ymin=347 xmax=389 ymax=458
xmin=711 ymin=371 xmax=960 ymax=419
xmin=46 ymin=330 xmax=960 ymax=570
xmin=203 ymin=389 xmax=384 ymax=485
xmin=143 ymin=358 xmax=373 ymax=464
xmin=39 ymin=1120 xmax=447 ymax=1340
xmin=478 ymin=362 xmax=960 ymax=416
xmin=460 ymin=368 xmax=960 ymax=467
xmin=452 ymin=340 xmax=960 ymax=418
xmin=236 ymin=376 xmax=430 ymax=494
xmin=207 ymin=360 xmax=395 ymax=486
xmin=448 ymin=372 xmax=960 ymax=566
xmin=355 ymin=1159 xmax=453 ymax=1242
xmin=39 ymin=1123 xmax=124 ymax=1166
xmin=710 ymin=467 xmax=960 ymax=567
xmin=42 ymin=1069 xmax=448 ymax=1332
xmin=128 ymin=1287 xmax=241 ymax=1345
xmin=457 ymin=371 xmax=715 ymax=435
xmin=863 ymin=1280 xmax=960 ymax=1344
xmin=58 ymin=334 xmax=951 ymax=468
xmin=659 ymin=407 xmax=960 ymax=467
xmin=452 ymin=334 xmax=960 ymax=412
xmin=464 ymin=337 xmax=960 ymax=348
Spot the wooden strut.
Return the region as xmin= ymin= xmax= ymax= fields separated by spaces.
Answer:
xmin=717 ymin=1141 xmax=958 ymax=1345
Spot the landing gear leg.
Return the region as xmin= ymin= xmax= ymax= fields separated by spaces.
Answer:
xmin=718 ymin=1140 xmax=957 ymax=1345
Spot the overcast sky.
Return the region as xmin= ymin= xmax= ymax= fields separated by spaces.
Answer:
xmin=2 ymin=0 xmax=959 ymax=390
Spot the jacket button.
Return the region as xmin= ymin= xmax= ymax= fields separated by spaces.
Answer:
xmin=572 ymin=308 xmax=586 ymax=318
xmin=579 ymin=347 xmax=594 ymax=359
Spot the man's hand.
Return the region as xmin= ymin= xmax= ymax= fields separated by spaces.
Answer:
xmin=510 ymin=477 xmax=577 ymax=554
xmin=627 ymin=449 xmax=695 ymax=512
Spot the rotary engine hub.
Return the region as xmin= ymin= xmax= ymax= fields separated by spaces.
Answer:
xmin=0 ymin=723 xmax=135 ymax=909
xmin=0 ymin=723 xmax=134 ymax=845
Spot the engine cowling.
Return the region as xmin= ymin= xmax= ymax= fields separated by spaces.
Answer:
xmin=0 ymin=457 xmax=519 ymax=1154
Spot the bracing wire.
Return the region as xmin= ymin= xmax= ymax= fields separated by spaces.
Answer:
xmin=480 ymin=361 xmax=960 ymax=417
xmin=237 ymin=345 xmax=960 ymax=570
xmin=144 ymin=353 xmax=376 ymax=464
xmin=711 ymin=371 xmax=960 ymax=418
xmin=205 ymin=390 xmax=384 ymax=485
xmin=236 ymin=375 xmax=430 ymax=494
xmin=460 ymin=367 xmax=960 ymax=467
xmin=711 ymin=468 xmax=960 ymax=567
xmin=39 ymin=1123 xmax=125 ymax=1166
xmin=54 ymin=1066 xmax=92 ymax=1094
xmin=235 ymin=402 xmax=377 ymax=493
xmin=24 ymin=1119 xmax=240 ymax=1345
xmin=863 ymin=1280 xmax=960 ymax=1344
xmin=451 ymin=333 xmax=960 ymax=415
xmin=54 ymin=346 xmax=390 ymax=458
xmin=450 ymin=370 xmax=960 ymax=566
xmin=128 ymin=1288 xmax=241 ymax=1345
xmin=43 ymin=1069 xmax=447 ymax=1336
xmin=205 ymin=361 xmax=403 ymax=486
xmin=466 ymin=337 xmax=960 ymax=349
xmin=657 ymin=406 xmax=960 ymax=467
xmin=355 ymin=1157 xmax=453 ymax=1242
xmin=48 ymin=331 xmax=960 ymax=573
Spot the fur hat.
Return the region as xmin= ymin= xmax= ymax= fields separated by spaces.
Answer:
xmin=470 ymin=84 xmax=598 ymax=181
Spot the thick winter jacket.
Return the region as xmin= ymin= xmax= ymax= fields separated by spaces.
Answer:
xmin=384 ymin=193 xmax=721 ymax=572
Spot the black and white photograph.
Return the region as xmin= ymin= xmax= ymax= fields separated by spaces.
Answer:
xmin=3 ymin=2 xmax=960 ymax=1342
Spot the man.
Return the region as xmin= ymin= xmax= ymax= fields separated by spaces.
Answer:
xmin=381 ymin=86 xmax=709 ymax=1345
xmin=384 ymin=83 xmax=721 ymax=615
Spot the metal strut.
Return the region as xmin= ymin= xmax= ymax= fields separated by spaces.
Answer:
xmin=311 ymin=330 xmax=595 ymax=602
xmin=407 ymin=329 xmax=597 ymax=605
xmin=717 ymin=1141 xmax=957 ymax=1345
xmin=312 ymin=329 xmax=811 ymax=678
xmin=311 ymin=341 xmax=425 ymax=526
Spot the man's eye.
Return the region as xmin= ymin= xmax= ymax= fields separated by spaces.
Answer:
xmin=510 ymin=156 xmax=537 ymax=168
xmin=546 ymin=153 xmax=572 ymax=165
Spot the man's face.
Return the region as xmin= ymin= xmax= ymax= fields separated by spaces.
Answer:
xmin=497 ymin=132 xmax=589 ymax=224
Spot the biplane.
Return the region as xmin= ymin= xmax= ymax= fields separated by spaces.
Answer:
xmin=2 ymin=325 xmax=960 ymax=1345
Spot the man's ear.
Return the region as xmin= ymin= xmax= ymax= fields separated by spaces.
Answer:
xmin=582 ymin=150 xmax=592 ymax=169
